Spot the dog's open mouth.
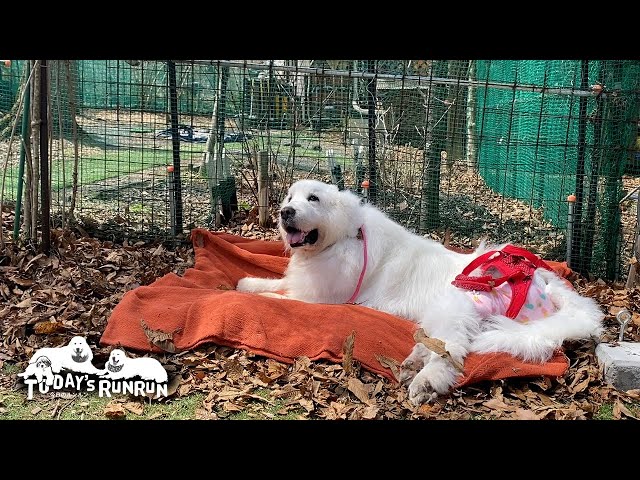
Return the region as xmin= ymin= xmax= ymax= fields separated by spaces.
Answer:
xmin=286 ymin=227 xmax=319 ymax=248
xmin=72 ymin=352 xmax=89 ymax=363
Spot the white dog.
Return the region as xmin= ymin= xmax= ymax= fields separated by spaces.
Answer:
xmin=102 ymin=349 xmax=168 ymax=383
xmin=19 ymin=336 xmax=103 ymax=383
xmin=236 ymin=179 xmax=604 ymax=405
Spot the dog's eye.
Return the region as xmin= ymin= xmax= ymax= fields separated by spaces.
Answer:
xmin=308 ymin=194 xmax=319 ymax=202
xmin=286 ymin=195 xmax=292 ymax=203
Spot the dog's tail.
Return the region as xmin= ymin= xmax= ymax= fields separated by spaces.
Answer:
xmin=470 ymin=269 xmax=604 ymax=363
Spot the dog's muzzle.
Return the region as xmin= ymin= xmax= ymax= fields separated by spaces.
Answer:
xmin=280 ymin=207 xmax=319 ymax=248
xmin=72 ymin=350 xmax=89 ymax=363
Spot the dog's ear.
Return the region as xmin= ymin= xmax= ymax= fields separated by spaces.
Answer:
xmin=339 ymin=188 xmax=365 ymax=209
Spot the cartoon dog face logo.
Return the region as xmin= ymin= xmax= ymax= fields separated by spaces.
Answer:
xmin=106 ymin=350 xmax=125 ymax=373
xmin=35 ymin=356 xmax=52 ymax=370
xmin=69 ymin=336 xmax=92 ymax=363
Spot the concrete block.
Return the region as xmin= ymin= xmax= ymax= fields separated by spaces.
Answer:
xmin=595 ymin=342 xmax=640 ymax=392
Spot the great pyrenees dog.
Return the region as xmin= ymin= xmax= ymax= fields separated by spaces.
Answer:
xmin=236 ymin=179 xmax=604 ymax=405
xmin=18 ymin=336 xmax=103 ymax=384
xmin=102 ymin=349 xmax=168 ymax=383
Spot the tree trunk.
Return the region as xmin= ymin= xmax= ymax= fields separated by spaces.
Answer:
xmin=420 ymin=60 xmax=449 ymax=231
xmin=47 ymin=61 xmax=78 ymax=139
xmin=446 ymin=60 xmax=469 ymax=167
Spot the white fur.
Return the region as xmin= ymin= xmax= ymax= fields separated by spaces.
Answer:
xmin=102 ymin=349 xmax=168 ymax=383
xmin=236 ymin=180 xmax=604 ymax=405
xmin=18 ymin=336 xmax=103 ymax=383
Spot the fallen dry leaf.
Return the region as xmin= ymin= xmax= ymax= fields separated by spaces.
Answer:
xmin=483 ymin=397 xmax=518 ymax=412
xmin=511 ymin=408 xmax=542 ymax=420
xmin=33 ymin=321 xmax=66 ymax=335
xmin=14 ymin=298 xmax=32 ymax=309
xmin=613 ymin=400 xmax=638 ymax=420
xmin=375 ymin=354 xmax=401 ymax=382
xmin=414 ymin=328 xmax=464 ymax=372
xmin=347 ymin=377 xmax=371 ymax=404
xmin=104 ymin=401 xmax=126 ymax=419
xmin=123 ymin=402 xmax=144 ymax=416
xmin=342 ymin=331 xmax=356 ymax=374
xmin=140 ymin=319 xmax=177 ymax=353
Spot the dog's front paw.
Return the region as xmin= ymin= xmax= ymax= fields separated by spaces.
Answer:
xmin=406 ymin=358 xmax=458 ymax=406
xmin=399 ymin=343 xmax=432 ymax=386
xmin=258 ymin=292 xmax=290 ymax=300
xmin=407 ymin=371 xmax=439 ymax=405
xmin=236 ymin=277 xmax=265 ymax=293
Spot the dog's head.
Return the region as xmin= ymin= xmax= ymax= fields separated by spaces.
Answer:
xmin=68 ymin=336 xmax=92 ymax=363
xmin=278 ymin=180 xmax=364 ymax=253
xmin=35 ymin=356 xmax=52 ymax=370
xmin=107 ymin=349 xmax=126 ymax=373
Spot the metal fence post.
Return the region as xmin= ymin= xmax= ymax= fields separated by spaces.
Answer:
xmin=566 ymin=194 xmax=576 ymax=268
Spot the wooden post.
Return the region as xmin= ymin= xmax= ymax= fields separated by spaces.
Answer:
xmin=258 ymin=151 xmax=269 ymax=227
xmin=39 ymin=60 xmax=51 ymax=254
xmin=327 ymin=149 xmax=344 ymax=190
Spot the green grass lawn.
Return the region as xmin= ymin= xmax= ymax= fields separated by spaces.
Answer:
xmin=1 ymin=129 xmax=353 ymax=204
xmin=0 ymin=363 xmax=304 ymax=420
xmin=0 ymin=387 xmax=305 ymax=421
xmin=52 ymin=147 xmax=207 ymax=189
xmin=1 ymin=146 xmax=204 ymax=201
xmin=249 ymin=130 xmax=353 ymax=165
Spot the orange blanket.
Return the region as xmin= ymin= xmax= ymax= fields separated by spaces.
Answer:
xmin=100 ymin=228 xmax=569 ymax=386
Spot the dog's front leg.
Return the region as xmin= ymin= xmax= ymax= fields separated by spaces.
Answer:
xmin=236 ymin=276 xmax=286 ymax=294
xmin=403 ymin=289 xmax=479 ymax=406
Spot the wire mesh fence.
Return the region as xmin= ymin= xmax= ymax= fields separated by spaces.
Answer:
xmin=1 ymin=60 xmax=639 ymax=281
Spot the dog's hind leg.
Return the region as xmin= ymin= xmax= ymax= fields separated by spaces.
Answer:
xmin=471 ymin=270 xmax=604 ymax=362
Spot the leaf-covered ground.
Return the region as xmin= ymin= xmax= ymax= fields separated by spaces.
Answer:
xmin=2 ymin=198 xmax=640 ymax=421
xmin=3 ymin=163 xmax=640 ymax=420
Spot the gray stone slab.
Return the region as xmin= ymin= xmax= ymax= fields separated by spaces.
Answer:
xmin=595 ymin=342 xmax=640 ymax=392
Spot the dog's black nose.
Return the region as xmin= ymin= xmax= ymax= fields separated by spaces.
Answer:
xmin=280 ymin=206 xmax=296 ymax=221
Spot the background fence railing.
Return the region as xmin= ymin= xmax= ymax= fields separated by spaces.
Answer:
xmin=1 ymin=60 xmax=639 ymax=281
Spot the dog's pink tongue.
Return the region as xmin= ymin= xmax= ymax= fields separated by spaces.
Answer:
xmin=287 ymin=230 xmax=307 ymax=245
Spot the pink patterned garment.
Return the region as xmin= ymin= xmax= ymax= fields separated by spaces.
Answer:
xmin=465 ymin=276 xmax=557 ymax=323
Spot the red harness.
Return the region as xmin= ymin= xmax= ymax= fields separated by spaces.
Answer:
xmin=451 ymin=245 xmax=554 ymax=319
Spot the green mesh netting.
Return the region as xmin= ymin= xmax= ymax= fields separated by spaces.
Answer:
xmin=75 ymin=61 xmax=244 ymax=116
xmin=476 ymin=60 xmax=640 ymax=279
